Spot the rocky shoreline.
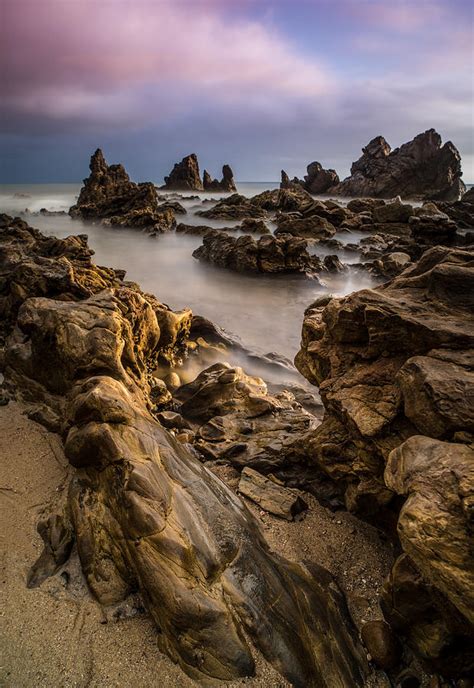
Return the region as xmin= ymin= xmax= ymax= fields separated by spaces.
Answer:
xmin=1 ymin=134 xmax=473 ymax=687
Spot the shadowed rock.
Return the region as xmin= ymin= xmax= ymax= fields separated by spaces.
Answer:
xmin=69 ymin=149 xmax=176 ymax=232
xmin=203 ymin=164 xmax=237 ymax=192
xmin=192 ymin=230 xmax=321 ymax=276
xmin=281 ymin=162 xmax=339 ymax=194
xmin=331 ymin=129 xmax=465 ymax=201
xmin=162 ymin=153 xmax=204 ymax=191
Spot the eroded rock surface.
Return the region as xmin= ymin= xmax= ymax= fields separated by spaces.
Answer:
xmin=69 ymin=149 xmax=176 ymax=232
xmin=1 ymin=215 xmax=368 ymax=687
xmin=296 ymin=245 xmax=474 ymax=675
xmin=192 ymin=230 xmax=321 ymax=276
xmin=331 ymin=129 xmax=465 ymax=201
xmin=281 ymin=162 xmax=340 ymax=195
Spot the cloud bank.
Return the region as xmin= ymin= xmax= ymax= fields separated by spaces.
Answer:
xmin=1 ymin=0 xmax=472 ymax=182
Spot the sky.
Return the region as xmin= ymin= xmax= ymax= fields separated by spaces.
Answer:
xmin=1 ymin=0 xmax=473 ymax=184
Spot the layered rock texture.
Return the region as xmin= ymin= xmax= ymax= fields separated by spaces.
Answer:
xmin=162 ymin=154 xmax=236 ymax=192
xmin=296 ymin=246 xmax=474 ymax=675
xmin=332 ymin=129 xmax=465 ymax=201
xmin=1 ymin=215 xmax=368 ymax=687
xmin=69 ymin=149 xmax=176 ymax=232
xmin=192 ymin=230 xmax=320 ymax=276
xmin=282 ymin=130 xmax=465 ymax=201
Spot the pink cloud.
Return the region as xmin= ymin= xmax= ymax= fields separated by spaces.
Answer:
xmin=1 ymin=0 xmax=332 ymax=126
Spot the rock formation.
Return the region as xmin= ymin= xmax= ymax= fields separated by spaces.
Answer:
xmin=281 ymin=162 xmax=339 ymax=195
xmin=295 ymin=245 xmax=474 ymax=674
xmin=1 ymin=214 xmax=368 ymax=687
xmin=69 ymin=149 xmax=176 ymax=232
xmin=331 ymin=129 xmax=465 ymax=201
xmin=162 ymin=155 xmax=236 ymax=192
xmin=203 ymin=164 xmax=237 ymax=192
xmin=192 ymin=230 xmax=320 ymax=276
xmin=162 ymin=153 xmax=204 ymax=191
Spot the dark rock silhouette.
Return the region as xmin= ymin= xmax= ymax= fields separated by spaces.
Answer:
xmin=281 ymin=162 xmax=339 ymax=194
xmin=331 ymin=129 xmax=465 ymax=200
xmin=69 ymin=149 xmax=175 ymax=232
xmin=162 ymin=155 xmax=236 ymax=192
xmin=203 ymin=164 xmax=237 ymax=192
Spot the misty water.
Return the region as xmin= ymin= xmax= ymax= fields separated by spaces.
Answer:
xmin=1 ymin=182 xmax=377 ymax=382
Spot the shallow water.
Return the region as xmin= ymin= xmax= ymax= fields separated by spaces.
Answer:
xmin=0 ymin=183 xmax=377 ymax=364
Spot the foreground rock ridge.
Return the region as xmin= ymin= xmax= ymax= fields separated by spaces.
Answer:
xmin=0 ymin=214 xmax=367 ymax=687
xmin=282 ymin=129 xmax=465 ymax=201
xmin=296 ymin=245 xmax=474 ymax=675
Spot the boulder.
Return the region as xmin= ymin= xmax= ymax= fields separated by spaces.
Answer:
xmin=192 ymin=230 xmax=320 ymax=276
xmin=197 ymin=193 xmax=268 ymax=220
xmin=331 ymin=129 xmax=465 ymax=201
xmin=361 ymin=620 xmax=401 ymax=670
xmin=275 ymin=214 xmax=336 ymax=239
xmin=238 ymin=467 xmax=308 ymax=520
xmin=281 ymin=162 xmax=339 ymax=195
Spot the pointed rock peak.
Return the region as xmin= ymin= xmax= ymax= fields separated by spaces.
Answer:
xmin=222 ymin=164 xmax=234 ymax=180
xmin=90 ymin=148 xmax=108 ymax=174
xmin=363 ymin=136 xmax=391 ymax=158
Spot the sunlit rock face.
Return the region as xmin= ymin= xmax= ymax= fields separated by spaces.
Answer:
xmin=295 ymin=245 xmax=474 ymax=674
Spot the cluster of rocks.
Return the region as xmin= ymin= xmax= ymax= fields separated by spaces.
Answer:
xmin=0 ymin=214 xmax=369 ymax=688
xmin=295 ymin=246 xmax=474 ymax=677
xmin=281 ymin=129 xmax=465 ymax=201
xmin=162 ymin=153 xmax=236 ymax=192
xmin=69 ymin=149 xmax=176 ymax=232
xmin=192 ymin=229 xmax=321 ymax=276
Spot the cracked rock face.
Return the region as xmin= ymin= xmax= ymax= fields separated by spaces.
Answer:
xmin=331 ymin=129 xmax=465 ymax=201
xmin=296 ymin=244 xmax=474 ymax=674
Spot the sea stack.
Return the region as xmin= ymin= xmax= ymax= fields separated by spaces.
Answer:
xmin=162 ymin=154 xmax=236 ymax=192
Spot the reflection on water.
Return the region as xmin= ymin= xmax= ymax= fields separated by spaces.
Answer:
xmin=0 ymin=183 xmax=377 ymax=361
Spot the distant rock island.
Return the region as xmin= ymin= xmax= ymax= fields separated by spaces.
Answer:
xmin=162 ymin=153 xmax=237 ymax=192
xmin=281 ymin=129 xmax=465 ymax=201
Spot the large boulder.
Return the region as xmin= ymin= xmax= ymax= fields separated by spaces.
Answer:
xmin=281 ymin=162 xmax=339 ymax=194
xmin=192 ymin=230 xmax=320 ymax=276
xmin=69 ymin=149 xmax=176 ymax=232
xmin=331 ymin=129 xmax=465 ymax=201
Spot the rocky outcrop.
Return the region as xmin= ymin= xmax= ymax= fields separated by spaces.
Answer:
xmin=162 ymin=153 xmax=203 ymax=191
xmin=1 ymin=215 xmax=368 ymax=687
xmin=69 ymin=149 xmax=176 ymax=232
xmin=192 ymin=230 xmax=320 ymax=276
xmin=331 ymin=129 xmax=465 ymax=201
xmin=295 ymin=246 xmax=474 ymax=675
xmin=203 ymin=164 xmax=237 ymax=192
xmin=162 ymin=155 xmax=236 ymax=192
xmin=197 ymin=193 xmax=268 ymax=220
xmin=281 ymin=162 xmax=339 ymax=195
